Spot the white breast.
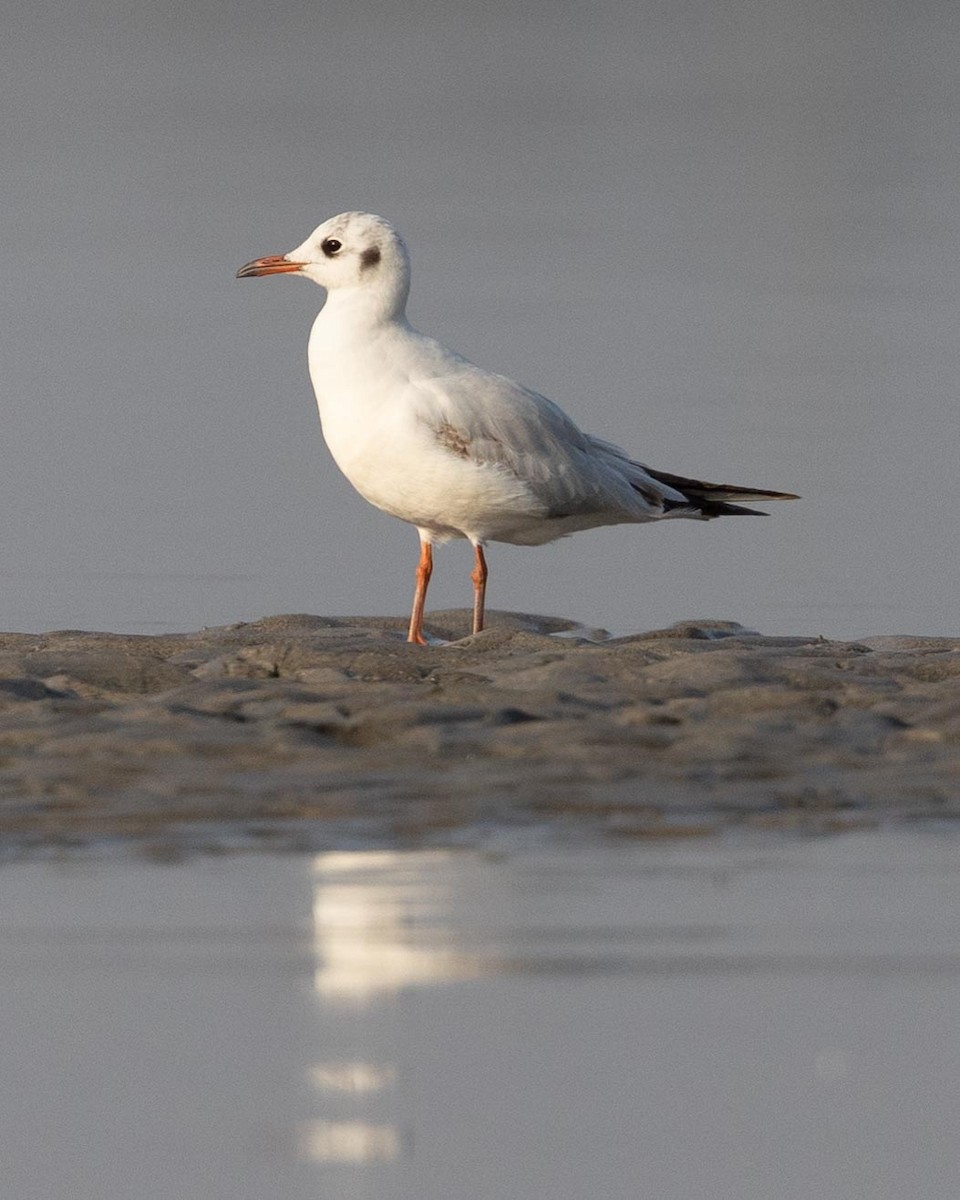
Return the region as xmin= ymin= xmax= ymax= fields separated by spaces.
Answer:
xmin=306 ymin=316 xmax=544 ymax=543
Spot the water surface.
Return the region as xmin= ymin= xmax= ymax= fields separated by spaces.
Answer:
xmin=2 ymin=832 xmax=959 ymax=1199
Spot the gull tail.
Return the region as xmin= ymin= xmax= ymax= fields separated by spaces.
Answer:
xmin=642 ymin=467 xmax=800 ymax=519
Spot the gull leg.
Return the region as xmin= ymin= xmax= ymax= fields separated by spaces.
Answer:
xmin=470 ymin=543 xmax=488 ymax=635
xmin=408 ymin=539 xmax=433 ymax=644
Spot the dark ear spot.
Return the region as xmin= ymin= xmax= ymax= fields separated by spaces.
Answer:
xmin=360 ymin=245 xmax=381 ymax=271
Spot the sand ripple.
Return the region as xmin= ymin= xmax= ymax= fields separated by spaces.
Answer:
xmin=0 ymin=611 xmax=957 ymax=850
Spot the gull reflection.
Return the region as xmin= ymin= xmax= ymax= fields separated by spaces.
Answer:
xmin=310 ymin=849 xmax=488 ymax=1002
xmin=309 ymin=1061 xmax=397 ymax=1094
xmin=297 ymin=1119 xmax=402 ymax=1163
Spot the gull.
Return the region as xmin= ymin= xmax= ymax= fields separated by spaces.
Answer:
xmin=237 ymin=212 xmax=797 ymax=644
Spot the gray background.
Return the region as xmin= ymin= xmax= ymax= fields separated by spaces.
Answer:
xmin=4 ymin=0 xmax=958 ymax=637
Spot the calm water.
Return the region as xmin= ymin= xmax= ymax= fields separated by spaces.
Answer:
xmin=1 ymin=833 xmax=959 ymax=1200
xmin=4 ymin=0 xmax=959 ymax=639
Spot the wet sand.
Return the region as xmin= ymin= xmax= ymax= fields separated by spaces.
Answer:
xmin=0 ymin=611 xmax=957 ymax=850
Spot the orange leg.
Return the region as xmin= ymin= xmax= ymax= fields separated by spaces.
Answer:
xmin=470 ymin=544 xmax=488 ymax=635
xmin=407 ymin=539 xmax=433 ymax=644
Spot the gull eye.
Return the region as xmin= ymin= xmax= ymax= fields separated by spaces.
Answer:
xmin=321 ymin=238 xmax=342 ymax=257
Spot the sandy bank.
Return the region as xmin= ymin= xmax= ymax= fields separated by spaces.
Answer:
xmin=0 ymin=611 xmax=956 ymax=850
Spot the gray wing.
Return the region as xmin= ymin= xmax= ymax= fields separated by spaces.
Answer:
xmin=413 ymin=354 xmax=679 ymax=518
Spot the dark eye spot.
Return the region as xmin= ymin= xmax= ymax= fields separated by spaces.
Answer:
xmin=321 ymin=238 xmax=342 ymax=257
xmin=360 ymin=246 xmax=381 ymax=271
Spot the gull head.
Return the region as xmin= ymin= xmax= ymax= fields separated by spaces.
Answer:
xmin=236 ymin=211 xmax=410 ymax=312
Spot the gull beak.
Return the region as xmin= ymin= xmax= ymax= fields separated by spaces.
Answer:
xmin=236 ymin=254 xmax=306 ymax=279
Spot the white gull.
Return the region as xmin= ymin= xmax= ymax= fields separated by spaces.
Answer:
xmin=238 ymin=212 xmax=796 ymax=644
